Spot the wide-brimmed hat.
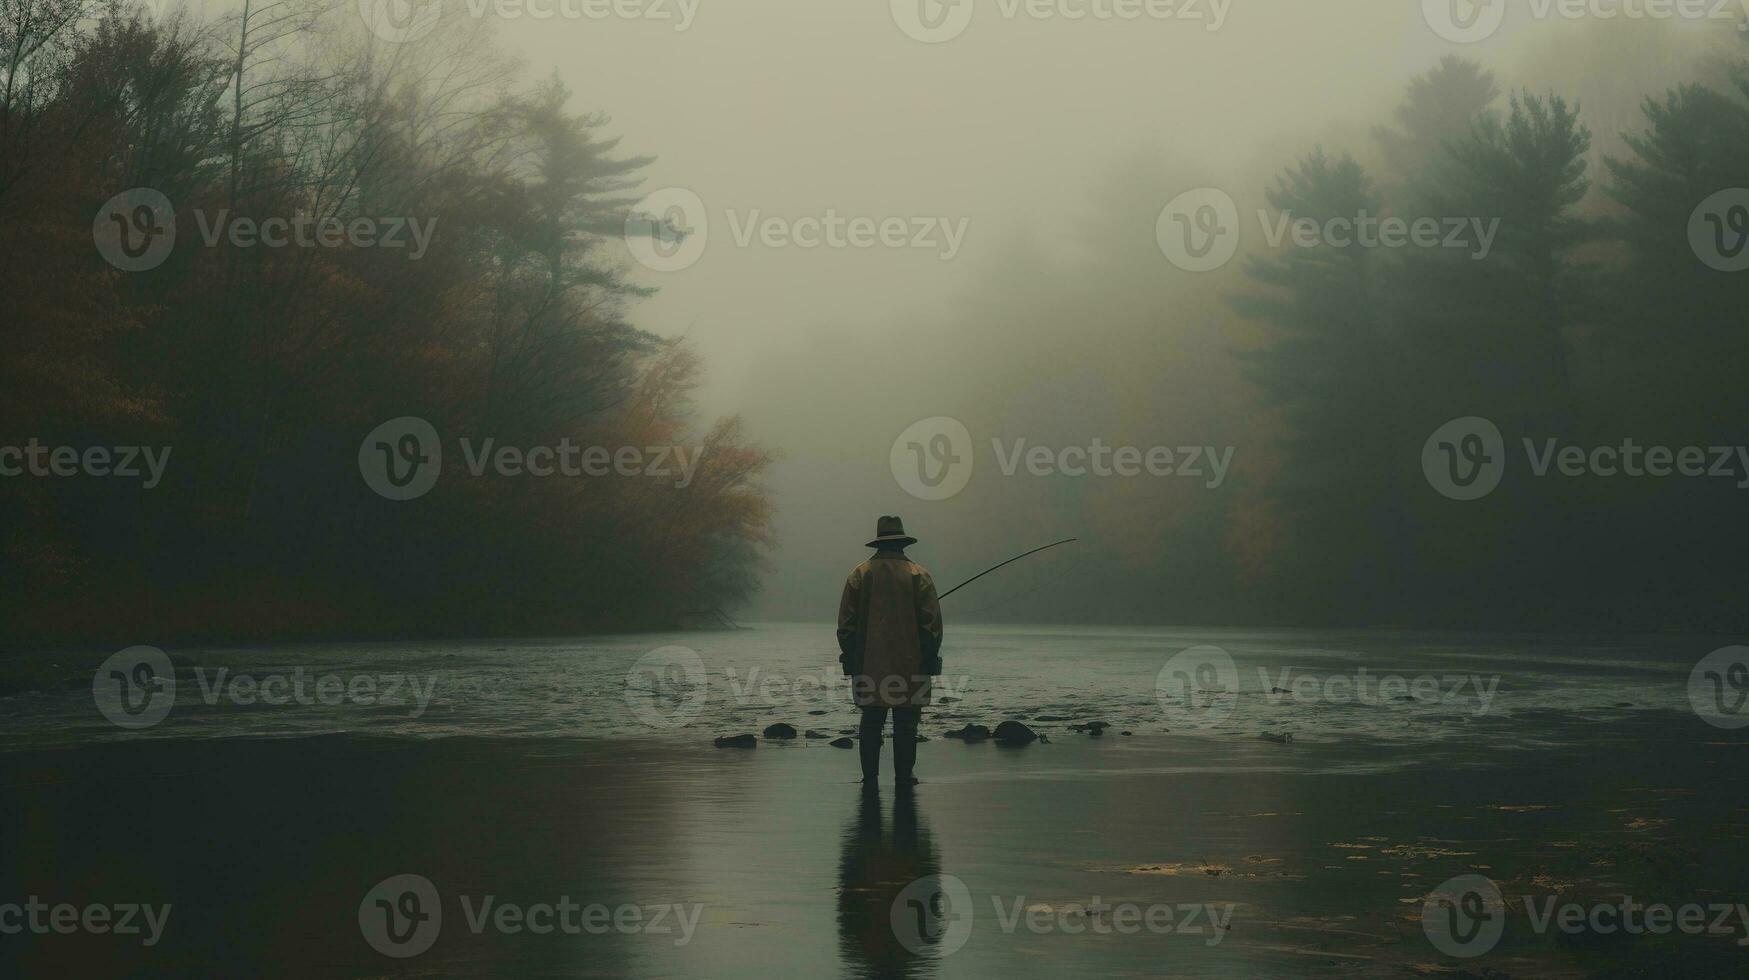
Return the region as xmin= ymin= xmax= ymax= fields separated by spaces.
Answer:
xmin=866 ymin=515 xmax=917 ymax=548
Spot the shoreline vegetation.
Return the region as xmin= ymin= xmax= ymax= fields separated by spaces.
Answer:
xmin=1 ymin=6 xmax=773 ymax=648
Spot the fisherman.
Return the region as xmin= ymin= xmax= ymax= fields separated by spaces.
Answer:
xmin=837 ymin=516 xmax=943 ymax=789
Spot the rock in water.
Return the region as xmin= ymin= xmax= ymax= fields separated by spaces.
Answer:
xmin=994 ymin=721 xmax=1038 ymax=746
xmin=714 ymin=734 xmax=757 ymax=748
xmin=804 ymin=729 xmax=830 ymax=739
xmin=763 ymin=723 xmax=797 ymax=739
xmin=829 ymin=737 xmax=855 ymax=748
xmin=943 ymin=724 xmax=993 ymax=740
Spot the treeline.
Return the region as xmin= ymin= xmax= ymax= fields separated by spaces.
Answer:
xmin=1235 ymin=50 xmax=1749 ymax=630
xmin=0 ymin=2 xmax=771 ymax=647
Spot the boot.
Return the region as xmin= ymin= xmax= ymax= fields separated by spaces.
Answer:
xmin=858 ymin=732 xmax=882 ymax=784
xmin=893 ymin=729 xmax=919 ymax=787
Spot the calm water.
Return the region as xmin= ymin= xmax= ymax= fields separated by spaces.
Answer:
xmin=0 ymin=623 xmax=1712 ymax=759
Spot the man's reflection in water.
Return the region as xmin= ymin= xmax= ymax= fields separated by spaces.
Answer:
xmin=836 ymin=789 xmax=944 ymax=978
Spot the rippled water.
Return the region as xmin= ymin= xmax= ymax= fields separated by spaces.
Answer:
xmin=0 ymin=623 xmax=1721 ymax=752
xmin=0 ymin=623 xmax=1714 ymax=757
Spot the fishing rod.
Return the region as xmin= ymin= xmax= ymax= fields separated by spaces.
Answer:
xmin=938 ymin=538 xmax=1077 ymax=601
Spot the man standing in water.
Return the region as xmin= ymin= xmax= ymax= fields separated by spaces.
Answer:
xmin=837 ymin=516 xmax=944 ymax=788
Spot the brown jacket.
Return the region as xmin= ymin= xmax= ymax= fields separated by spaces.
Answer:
xmin=837 ymin=551 xmax=944 ymax=707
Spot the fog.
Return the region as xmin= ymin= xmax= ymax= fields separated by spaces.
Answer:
xmin=486 ymin=4 xmax=1736 ymax=624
